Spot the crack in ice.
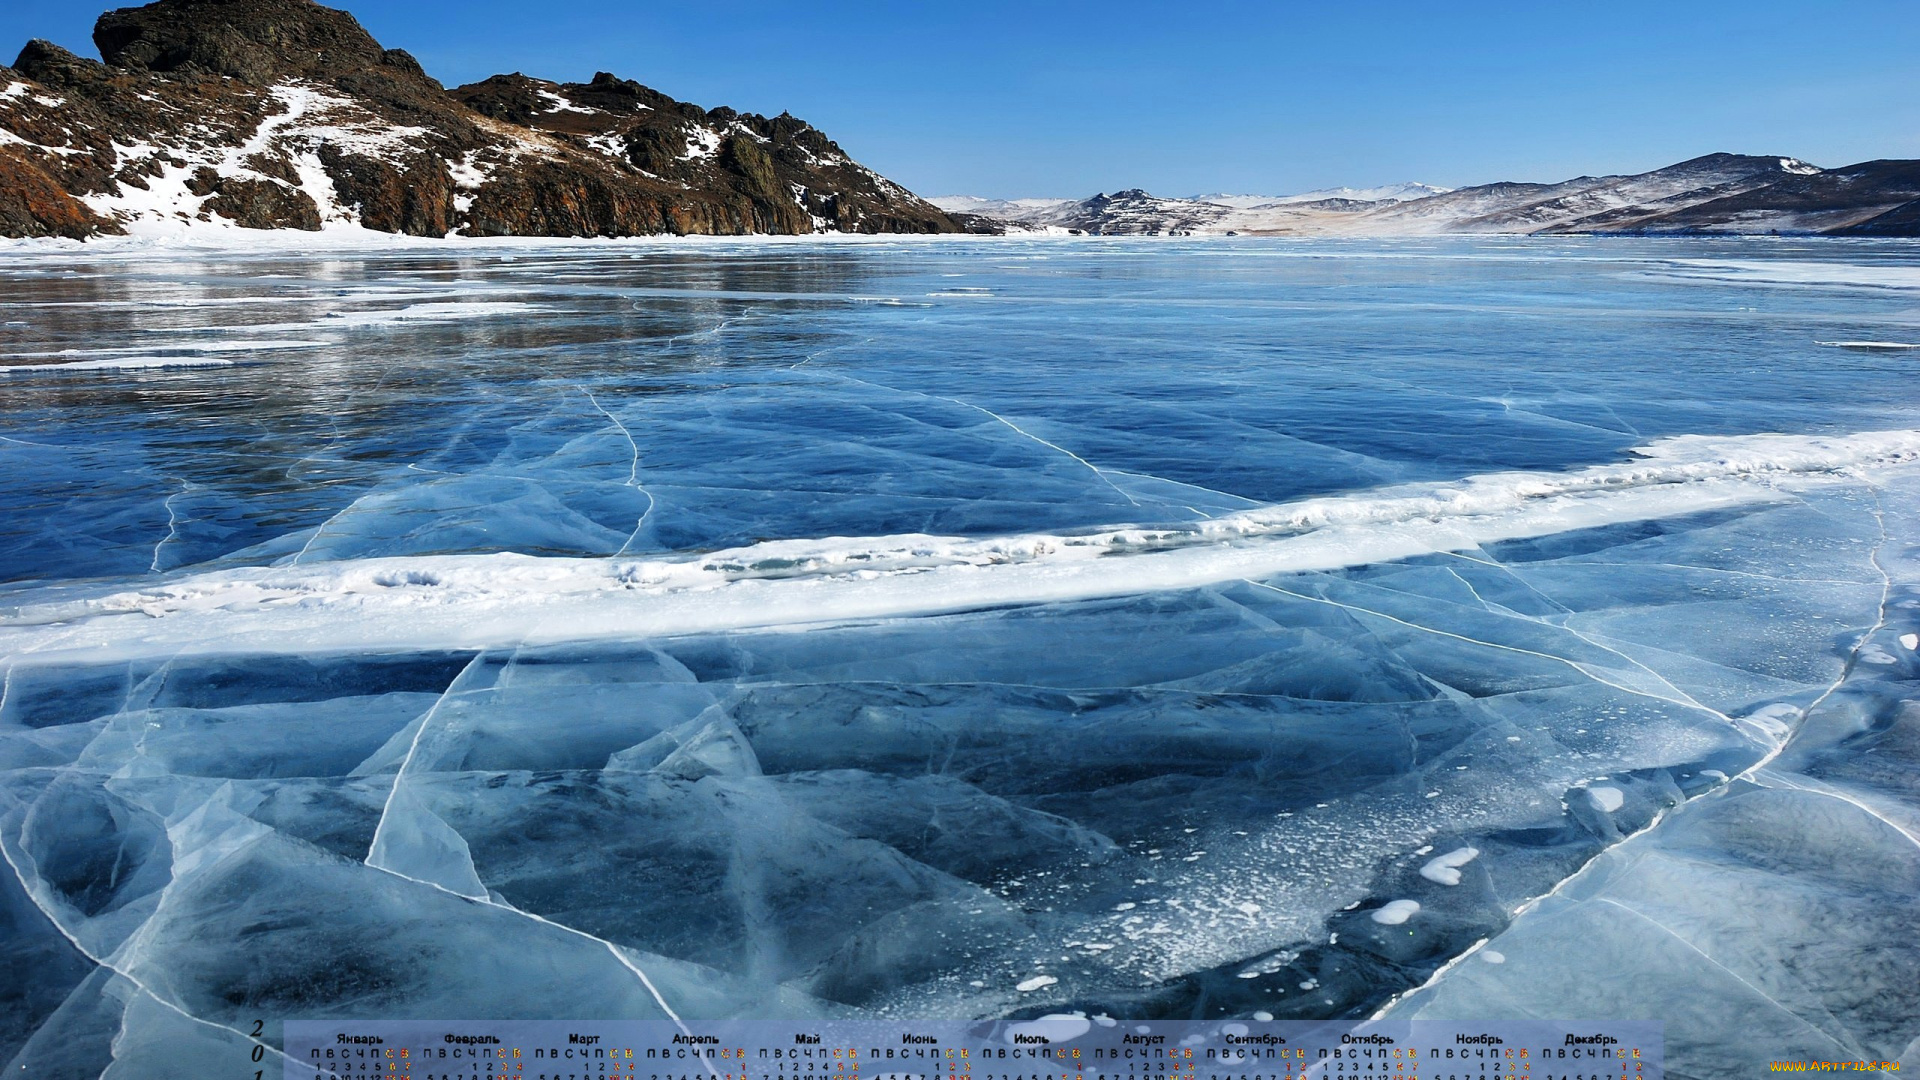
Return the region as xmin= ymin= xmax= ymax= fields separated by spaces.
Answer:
xmin=1427 ymin=554 xmax=1736 ymax=728
xmin=0 ymin=810 xmax=299 ymax=1078
xmin=1368 ymin=482 xmax=1904 ymax=1033
xmin=356 ymin=648 xmax=706 ymax=1045
xmin=578 ymin=387 xmax=658 ymax=556
xmin=149 ymin=479 xmax=196 ymax=574
xmin=1238 ymin=579 xmax=1734 ymax=722
xmin=1593 ymin=897 xmax=1864 ymax=1058
xmin=365 ymin=653 xmax=486 ymax=863
xmin=1756 ymin=772 xmax=1920 ymax=852
xmin=938 ymin=397 xmax=1143 ymax=507
xmin=356 ymin=859 xmax=708 ymax=1057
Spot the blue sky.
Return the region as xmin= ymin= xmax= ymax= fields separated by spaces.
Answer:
xmin=6 ymin=1 xmax=1917 ymax=198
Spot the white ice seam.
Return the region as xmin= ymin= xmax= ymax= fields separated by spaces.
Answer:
xmin=4 ymin=429 xmax=1919 ymax=664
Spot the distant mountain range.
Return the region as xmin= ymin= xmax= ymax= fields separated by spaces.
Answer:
xmin=934 ymin=155 xmax=1920 ymax=237
xmin=1186 ymin=184 xmax=1456 ymax=208
xmin=0 ymin=0 xmax=956 ymax=238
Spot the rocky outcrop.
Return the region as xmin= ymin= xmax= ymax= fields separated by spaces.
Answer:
xmin=0 ymin=0 xmax=957 ymax=238
xmin=0 ymin=146 xmax=113 ymax=238
xmin=187 ymin=167 xmax=322 ymax=229
xmin=446 ymin=72 xmax=951 ymax=236
xmin=95 ymin=0 xmax=388 ymax=82
xmin=1054 ymin=190 xmax=1233 ymax=235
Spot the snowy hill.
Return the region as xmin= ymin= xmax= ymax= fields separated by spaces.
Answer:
xmin=950 ymin=156 xmax=1919 ymax=237
xmin=926 ymin=195 xmax=1078 ymax=220
xmin=1186 ymin=183 xmax=1452 ymax=208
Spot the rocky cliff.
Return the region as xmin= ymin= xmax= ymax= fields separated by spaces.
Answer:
xmin=0 ymin=0 xmax=958 ymax=239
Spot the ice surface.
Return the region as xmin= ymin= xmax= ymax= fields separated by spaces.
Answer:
xmin=1379 ymin=471 xmax=1920 ymax=1072
xmin=1 ymin=237 xmax=1918 ymax=1076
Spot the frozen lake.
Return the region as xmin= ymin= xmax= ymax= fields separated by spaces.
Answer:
xmin=2 ymin=236 xmax=1918 ymax=1075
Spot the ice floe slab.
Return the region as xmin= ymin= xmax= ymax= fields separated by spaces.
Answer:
xmin=1381 ymin=475 xmax=1920 ymax=1074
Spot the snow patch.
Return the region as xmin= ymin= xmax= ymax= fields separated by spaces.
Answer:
xmin=0 ymin=127 xmax=88 ymax=156
xmin=1663 ymin=260 xmax=1920 ymax=292
xmin=0 ymin=81 xmax=63 ymax=107
xmin=536 ymin=89 xmax=596 ymax=115
xmin=77 ymin=82 xmax=430 ymax=235
xmin=8 ymin=339 xmax=326 ymax=359
xmin=680 ymin=126 xmax=722 ymax=161
xmin=1417 ymin=846 xmax=1480 ymax=886
xmin=446 ymin=150 xmax=488 ymax=191
xmin=582 ymin=133 xmax=627 ymax=161
xmin=1371 ymin=900 xmax=1420 ymax=925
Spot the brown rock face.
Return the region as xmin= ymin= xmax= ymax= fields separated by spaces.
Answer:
xmin=0 ymin=148 xmax=117 ymax=238
xmin=96 ymin=0 xmax=389 ymax=85
xmin=12 ymin=40 xmax=112 ymax=89
xmin=200 ymin=174 xmax=322 ymax=229
xmin=464 ymin=173 xmax=667 ymax=238
xmin=444 ymin=72 xmax=955 ymax=237
xmin=0 ymin=0 xmax=958 ymax=238
xmin=442 ymin=71 xmax=955 ymax=237
xmin=316 ymin=147 xmax=455 ymax=234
